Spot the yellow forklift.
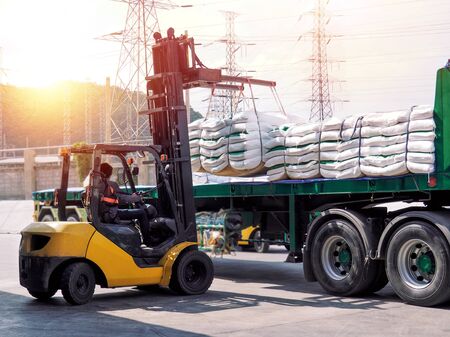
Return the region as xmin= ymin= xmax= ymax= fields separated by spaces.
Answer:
xmin=20 ymin=144 xmax=213 ymax=304
xmin=20 ymin=28 xmax=257 ymax=305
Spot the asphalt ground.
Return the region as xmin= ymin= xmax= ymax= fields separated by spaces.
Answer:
xmin=1 ymin=231 xmax=450 ymax=337
xmin=1 ymin=201 xmax=449 ymax=336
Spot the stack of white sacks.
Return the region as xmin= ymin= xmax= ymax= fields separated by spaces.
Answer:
xmin=191 ymin=105 xmax=435 ymax=180
xmin=284 ymin=123 xmax=321 ymax=179
xmin=319 ymin=116 xmax=364 ymax=179
xmin=188 ymin=118 xmax=203 ymax=172
xmin=192 ymin=111 xmax=286 ymax=176
xmin=262 ymin=105 xmax=435 ymax=181
xmin=264 ymin=125 xmax=290 ymax=181
xmin=360 ymin=105 xmax=435 ymax=176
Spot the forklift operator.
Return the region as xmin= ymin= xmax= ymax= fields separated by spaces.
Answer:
xmin=99 ymin=163 xmax=151 ymax=242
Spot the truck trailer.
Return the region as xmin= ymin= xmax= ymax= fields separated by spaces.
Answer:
xmin=31 ymin=54 xmax=450 ymax=306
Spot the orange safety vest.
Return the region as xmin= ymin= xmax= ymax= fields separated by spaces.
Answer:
xmin=101 ymin=185 xmax=119 ymax=205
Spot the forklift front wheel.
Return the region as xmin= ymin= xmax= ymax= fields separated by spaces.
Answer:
xmin=169 ymin=250 xmax=214 ymax=295
xmin=60 ymin=262 xmax=96 ymax=305
xmin=28 ymin=288 xmax=57 ymax=301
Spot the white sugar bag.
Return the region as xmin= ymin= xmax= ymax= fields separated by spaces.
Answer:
xmin=361 ymin=161 xmax=408 ymax=177
xmin=264 ymin=148 xmax=285 ymax=160
xmin=201 ymin=127 xmax=231 ymax=140
xmin=407 ymin=162 xmax=434 ymax=174
xmin=285 ymin=152 xmax=319 ymax=164
xmin=361 ymin=154 xmax=405 ymax=168
xmin=411 ymin=105 xmax=433 ymax=120
xmin=285 ymin=143 xmax=319 ymax=156
xmin=267 ymin=166 xmax=288 ymax=181
xmin=407 ymin=152 xmax=435 ymax=164
xmin=190 ymin=139 xmax=200 ymax=149
xmin=362 ymin=110 xmax=410 ymax=127
xmin=320 ymin=141 xmax=340 ymax=152
xmin=285 ymin=133 xmax=320 ymax=147
xmin=287 ymin=123 xmax=321 ymax=137
xmin=230 ymin=156 xmax=262 ymax=171
xmin=361 ymin=144 xmax=406 ymax=157
xmin=229 ymin=148 xmax=263 ymax=161
xmin=200 ymin=137 xmax=227 ymax=150
xmin=286 ymin=167 xmax=320 ymax=180
xmin=284 ymin=160 xmax=318 ymax=172
xmin=200 ymin=145 xmax=227 ymax=158
xmin=189 ymin=129 xmax=202 ymax=139
xmin=191 ymin=156 xmax=201 ymax=172
xmin=361 ymin=135 xmax=406 ymax=147
xmin=265 ymin=156 xmax=285 ymax=168
xmin=409 ymin=132 xmax=435 ymax=142
xmin=338 ymin=139 xmax=360 ymax=151
xmin=321 ymin=117 xmax=343 ymax=131
xmin=201 ymin=118 xmax=231 ymax=131
xmin=320 ymin=130 xmax=341 ymax=141
xmin=189 ymin=118 xmax=204 ymax=130
xmin=408 ymin=141 xmax=435 ymax=153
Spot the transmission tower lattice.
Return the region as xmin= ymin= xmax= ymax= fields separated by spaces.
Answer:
xmin=309 ymin=0 xmax=333 ymax=122
xmin=209 ymin=11 xmax=241 ymax=118
xmin=100 ymin=0 xmax=176 ymax=142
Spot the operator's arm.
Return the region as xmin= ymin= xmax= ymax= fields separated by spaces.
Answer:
xmin=109 ymin=181 xmax=141 ymax=204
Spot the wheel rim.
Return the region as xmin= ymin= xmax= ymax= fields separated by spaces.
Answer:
xmin=397 ymin=239 xmax=436 ymax=289
xmin=184 ymin=260 xmax=207 ymax=288
xmin=76 ymin=274 xmax=90 ymax=295
xmin=253 ymin=231 xmax=263 ymax=251
xmin=321 ymin=235 xmax=353 ymax=281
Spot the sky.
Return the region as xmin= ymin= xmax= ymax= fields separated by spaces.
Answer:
xmin=0 ymin=0 xmax=450 ymax=120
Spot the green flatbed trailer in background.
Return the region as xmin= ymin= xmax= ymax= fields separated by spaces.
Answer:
xmin=33 ymin=66 xmax=450 ymax=306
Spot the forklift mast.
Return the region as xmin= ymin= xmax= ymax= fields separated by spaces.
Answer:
xmin=143 ymin=28 xmax=277 ymax=242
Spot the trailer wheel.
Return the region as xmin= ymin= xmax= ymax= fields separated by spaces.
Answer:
xmin=28 ymin=288 xmax=57 ymax=301
xmin=386 ymin=221 xmax=450 ymax=306
xmin=253 ymin=229 xmax=269 ymax=253
xmin=311 ymin=219 xmax=377 ymax=296
xmin=169 ymin=250 xmax=214 ymax=295
xmin=60 ymin=262 xmax=96 ymax=305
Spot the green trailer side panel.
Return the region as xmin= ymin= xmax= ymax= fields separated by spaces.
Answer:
xmin=434 ymin=67 xmax=450 ymax=172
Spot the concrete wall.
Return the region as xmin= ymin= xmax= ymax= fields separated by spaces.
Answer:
xmin=0 ymin=164 xmax=25 ymax=199
xmin=0 ymin=153 xmax=80 ymax=200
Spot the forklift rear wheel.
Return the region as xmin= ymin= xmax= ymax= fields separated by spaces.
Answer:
xmin=60 ymin=262 xmax=96 ymax=305
xmin=169 ymin=250 xmax=214 ymax=295
xmin=28 ymin=288 xmax=57 ymax=301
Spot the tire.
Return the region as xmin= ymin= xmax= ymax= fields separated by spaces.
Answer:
xmin=28 ymin=288 xmax=57 ymax=300
xmin=40 ymin=214 xmax=54 ymax=222
xmin=253 ymin=230 xmax=270 ymax=253
xmin=60 ymin=262 xmax=96 ymax=305
xmin=311 ymin=219 xmax=378 ymax=296
xmin=169 ymin=250 xmax=214 ymax=295
xmin=386 ymin=221 xmax=450 ymax=306
xmin=364 ymin=261 xmax=389 ymax=294
xmin=284 ymin=244 xmax=291 ymax=252
xmin=66 ymin=212 xmax=80 ymax=222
